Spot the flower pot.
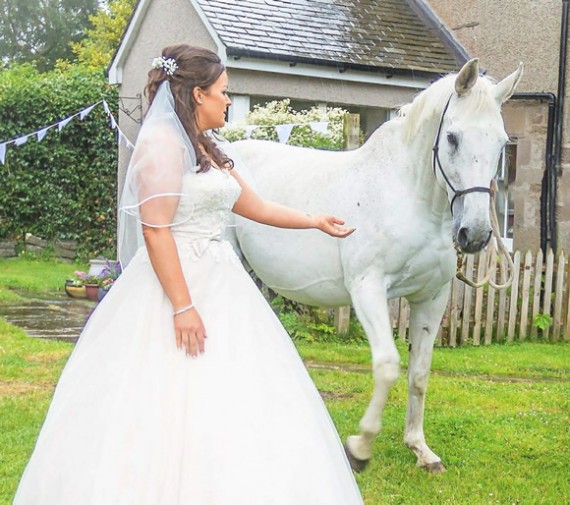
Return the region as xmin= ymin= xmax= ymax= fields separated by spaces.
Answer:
xmin=85 ymin=284 xmax=100 ymax=302
xmin=65 ymin=282 xmax=87 ymax=299
xmin=97 ymin=287 xmax=109 ymax=302
xmin=88 ymin=259 xmax=108 ymax=277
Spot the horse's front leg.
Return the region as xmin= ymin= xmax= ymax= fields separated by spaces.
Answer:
xmin=405 ymin=284 xmax=450 ymax=473
xmin=345 ymin=273 xmax=400 ymax=472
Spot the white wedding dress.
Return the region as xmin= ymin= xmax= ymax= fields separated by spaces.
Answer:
xmin=14 ymin=166 xmax=364 ymax=504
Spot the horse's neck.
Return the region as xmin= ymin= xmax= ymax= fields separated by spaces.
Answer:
xmin=360 ymin=120 xmax=451 ymax=223
xmin=411 ymin=131 xmax=450 ymax=219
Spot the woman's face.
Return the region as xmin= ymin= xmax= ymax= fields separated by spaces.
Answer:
xmin=194 ymin=70 xmax=231 ymax=132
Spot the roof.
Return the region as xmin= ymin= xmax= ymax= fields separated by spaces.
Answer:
xmin=196 ymin=0 xmax=460 ymax=76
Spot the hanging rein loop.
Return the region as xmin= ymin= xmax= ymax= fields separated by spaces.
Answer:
xmin=433 ymin=95 xmax=514 ymax=289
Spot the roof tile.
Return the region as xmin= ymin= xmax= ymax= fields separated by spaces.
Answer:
xmin=196 ymin=0 xmax=458 ymax=75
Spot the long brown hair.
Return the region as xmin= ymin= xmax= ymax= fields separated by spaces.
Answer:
xmin=145 ymin=44 xmax=233 ymax=172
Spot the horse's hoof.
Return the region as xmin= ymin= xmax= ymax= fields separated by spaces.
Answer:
xmin=344 ymin=443 xmax=370 ymax=473
xmin=422 ymin=461 xmax=446 ymax=473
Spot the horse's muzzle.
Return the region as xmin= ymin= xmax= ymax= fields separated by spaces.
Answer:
xmin=455 ymin=227 xmax=492 ymax=253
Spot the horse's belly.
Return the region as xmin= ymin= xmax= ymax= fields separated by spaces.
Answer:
xmin=236 ymin=220 xmax=350 ymax=306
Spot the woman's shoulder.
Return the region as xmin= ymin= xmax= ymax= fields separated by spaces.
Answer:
xmin=138 ymin=120 xmax=188 ymax=152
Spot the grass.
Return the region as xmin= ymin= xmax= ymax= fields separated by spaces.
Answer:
xmin=0 ymin=256 xmax=86 ymax=301
xmin=297 ymin=340 xmax=570 ymax=380
xmin=1 ymin=259 xmax=569 ymax=504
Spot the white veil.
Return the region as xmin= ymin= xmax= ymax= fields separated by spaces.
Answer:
xmin=118 ymin=81 xmax=198 ymax=269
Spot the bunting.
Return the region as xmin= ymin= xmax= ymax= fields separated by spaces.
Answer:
xmin=242 ymin=121 xmax=330 ymax=144
xmin=0 ymin=100 xmax=134 ymax=165
xmin=0 ymin=105 xmax=332 ymax=166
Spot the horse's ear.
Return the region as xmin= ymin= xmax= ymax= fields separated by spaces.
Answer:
xmin=493 ymin=62 xmax=524 ymax=104
xmin=455 ymin=58 xmax=479 ymax=96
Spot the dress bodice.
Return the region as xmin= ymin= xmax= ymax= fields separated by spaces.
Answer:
xmin=170 ymin=167 xmax=242 ymax=255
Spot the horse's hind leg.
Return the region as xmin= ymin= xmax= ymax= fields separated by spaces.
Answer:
xmin=405 ymin=285 xmax=450 ymax=473
xmin=345 ymin=275 xmax=400 ymax=472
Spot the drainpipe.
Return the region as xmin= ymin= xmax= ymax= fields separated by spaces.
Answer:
xmin=510 ymin=93 xmax=556 ymax=254
xmin=552 ymin=0 xmax=570 ymax=253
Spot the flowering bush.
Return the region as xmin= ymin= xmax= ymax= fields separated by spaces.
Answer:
xmin=97 ymin=259 xmax=122 ymax=290
xmin=220 ymin=99 xmax=347 ymax=151
xmin=100 ymin=277 xmax=115 ymax=291
xmin=68 ymin=270 xmax=87 ymax=287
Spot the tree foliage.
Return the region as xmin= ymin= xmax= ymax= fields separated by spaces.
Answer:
xmin=0 ymin=63 xmax=119 ymax=257
xmin=72 ymin=0 xmax=137 ymax=71
xmin=0 ymin=0 xmax=98 ymax=71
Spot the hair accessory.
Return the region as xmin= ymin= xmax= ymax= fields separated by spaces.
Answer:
xmin=151 ymin=56 xmax=178 ymax=76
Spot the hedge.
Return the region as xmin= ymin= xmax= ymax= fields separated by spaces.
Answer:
xmin=0 ymin=63 xmax=119 ymax=257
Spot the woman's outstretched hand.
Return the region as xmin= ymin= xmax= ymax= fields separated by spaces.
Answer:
xmin=174 ymin=308 xmax=207 ymax=357
xmin=314 ymin=214 xmax=355 ymax=238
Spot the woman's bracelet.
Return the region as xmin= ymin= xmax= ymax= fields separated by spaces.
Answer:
xmin=173 ymin=303 xmax=194 ymax=317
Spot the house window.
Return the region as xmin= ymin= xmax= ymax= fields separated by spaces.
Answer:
xmin=495 ymin=142 xmax=517 ymax=251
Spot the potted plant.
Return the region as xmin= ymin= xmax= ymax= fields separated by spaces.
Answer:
xmin=83 ymin=274 xmax=102 ymax=302
xmin=96 ymin=260 xmax=122 ymax=301
xmin=65 ymin=271 xmax=87 ymax=298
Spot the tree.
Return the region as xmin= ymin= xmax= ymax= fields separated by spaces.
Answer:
xmin=0 ymin=0 xmax=98 ymax=71
xmin=72 ymin=0 xmax=136 ymax=71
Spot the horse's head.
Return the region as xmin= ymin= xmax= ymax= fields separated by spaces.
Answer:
xmin=432 ymin=59 xmax=523 ymax=253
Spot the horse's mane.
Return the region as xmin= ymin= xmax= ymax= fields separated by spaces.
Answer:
xmin=398 ymin=74 xmax=499 ymax=143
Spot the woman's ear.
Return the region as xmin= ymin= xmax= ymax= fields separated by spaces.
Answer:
xmin=193 ymin=87 xmax=203 ymax=105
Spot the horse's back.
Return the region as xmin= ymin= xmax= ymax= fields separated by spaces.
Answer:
xmin=229 ymin=140 xmax=353 ymax=306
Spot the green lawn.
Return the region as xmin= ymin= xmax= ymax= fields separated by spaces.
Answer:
xmin=1 ymin=259 xmax=569 ymax=504
xmin=0 ymin=257 xmax=86 ymax=301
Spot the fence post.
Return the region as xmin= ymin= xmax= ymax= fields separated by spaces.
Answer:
xmin=334 ymin=113 xmax=361 ymax=335
xmin=343 ymin=113 xmax=360 ymax=150
xmin=553 ymin=250 xmax=566 ymax=341
xmin=543 ymin=249 xmax=555 ymax=340
xmin=519 ymin=250 xmax=533 ymax=340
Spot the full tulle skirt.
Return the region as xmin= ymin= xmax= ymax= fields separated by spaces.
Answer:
xmin=13 ymin=241 xmax=363 ymax=505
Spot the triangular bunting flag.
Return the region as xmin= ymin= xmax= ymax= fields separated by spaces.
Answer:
xmin=58 ymin=117 xmax=73 ymax=132
xmin=245 ymin=125 xmax=257 ymax=139
xmin=103 ymin=101 xmax=110 ymax=115
xmin=14 ymin=135 xmax=30 ymax=146
xmin=118 ymin=130 xmax=126 ymax=147
xmin=110 ymin=115 xmax=117 ymax=129
xmin=275 ymin=124 xmax=295 ymax=144
xmin=0 ymin=143 xmax=6 ymax=164
xmin=80 ymin=104 xmax=97 ymax=120
xmin=310 ymin=121 xmax=329 ymax=134
xmin=37 ymin=128 xmax=49 ymax=142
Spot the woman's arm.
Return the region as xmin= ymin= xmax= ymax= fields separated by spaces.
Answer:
xmin=142 ymin=225 xmax=207 ymax=357
xmin=230 ymin=169 xmax=355 ymax=238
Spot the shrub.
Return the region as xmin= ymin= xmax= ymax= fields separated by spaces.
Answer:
xmin=220 ymin=99 xmax=347 ymax=150
xmin=0 ymin=62 xmax=118 ymax=257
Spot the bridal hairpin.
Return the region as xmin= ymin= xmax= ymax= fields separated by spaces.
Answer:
xmin=151 ymin=56 xmax=178 ymax=76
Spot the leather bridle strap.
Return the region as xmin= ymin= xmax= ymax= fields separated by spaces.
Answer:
xmin=432 ymin=94 xmax=492 ymax=215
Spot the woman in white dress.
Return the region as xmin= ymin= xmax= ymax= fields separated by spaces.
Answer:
xmin=13 ymin=44 xmax=364 ymax=505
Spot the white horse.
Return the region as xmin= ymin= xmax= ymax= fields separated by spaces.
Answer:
xmin=227 ymin=59 xmax=523 ymax=472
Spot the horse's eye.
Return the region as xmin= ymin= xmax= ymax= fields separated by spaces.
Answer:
xmin=447 ymin=132 xmax=458 ymax=147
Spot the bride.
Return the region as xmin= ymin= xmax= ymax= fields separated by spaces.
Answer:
xmin=13 ymin=44 xmax=364 ymax=504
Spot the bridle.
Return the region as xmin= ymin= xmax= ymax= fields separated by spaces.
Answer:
xmin=431 ymin=94 xmax=514 ymax=290
xmin=432 ymin=95 xmax=492 ymax=214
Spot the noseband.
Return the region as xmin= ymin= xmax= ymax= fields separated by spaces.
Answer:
xmin=432 ymin=95 xmax=492 ymax=214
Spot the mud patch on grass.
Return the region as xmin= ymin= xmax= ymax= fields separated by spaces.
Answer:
xmin=319 ymin=390 xmax=356 ymax=400
xmin=0 ymin=380 xmax=56 ymax=396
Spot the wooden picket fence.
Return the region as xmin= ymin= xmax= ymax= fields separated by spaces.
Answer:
xmin=388 ymin=248 xmax=570 ymax=346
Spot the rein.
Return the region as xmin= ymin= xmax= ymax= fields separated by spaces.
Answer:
xmin=433 ymin=95 xmax=514 ymax=290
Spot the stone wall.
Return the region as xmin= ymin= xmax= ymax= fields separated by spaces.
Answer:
xmin=0 ymin=234 xmax=77 ymax=261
